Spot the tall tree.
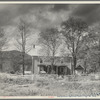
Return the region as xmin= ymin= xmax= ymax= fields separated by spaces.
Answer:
xmin=61 ymin=17 xmax=88 ymax=74
xmin=39 ymin=28 xmax=61 ymax=73
xmin=0 ymin=28 xmax=8 ymax=71
xmin=86 ymin=24 xmax=100 ymax=72
xmin=15 ymin=18 xmax=31 ymax=75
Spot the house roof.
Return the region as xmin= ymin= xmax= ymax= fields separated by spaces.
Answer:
xmin=32 ymin=56 xmax=72 ymax=63
xmin=76 ymin=59 xmax=84 ymax=67
xmin=75 ymin=65 xmax=84 ymax=70
xmin=38 ymin=63 xmax=68 ymax=67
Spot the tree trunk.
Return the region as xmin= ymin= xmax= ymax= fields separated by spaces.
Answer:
xmin=0 ymin=52 xmax=3 ymax=72
xmin=22 ymin=29 xmax=25 ymax=75
xmin=22 ymin=51 xmax=25 ymax=75
xmin=72 ymin=54 xmax=77 ymax=75
xmin=98 ymin=38 xmax=100 ymax=68
xmin=72 ymin=40 xmax=77 ymax=75
xmin=84 ymin=60 xmax=87 ymax=74
xmin=51 ymin=50 xmax=55 ymax=74
xmin=51 ymin=65 xmax=53 ymax=74
xmin=51 ymin=59 xmax=54 ymax=74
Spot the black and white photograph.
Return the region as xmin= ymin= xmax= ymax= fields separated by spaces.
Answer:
xmin=0 ymin=1 xmax=100 ymax=98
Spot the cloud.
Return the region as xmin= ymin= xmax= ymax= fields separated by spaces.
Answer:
xmin=71 ymin=4 xmax=100 ymax=25
xmin=1 ymin=4 xmax=100 ymax=27
xmin=50 ymin=4 xmax=69 ymax=12
xmin=49 ymin=4 xmax=100 ymax=25
xmin=20 ymin=4 xmax=70 ymax=31
xmin=1 ymin=4 xmax=100 ymax=54
xmin=0 ymin=4 xmax=49 ymax=26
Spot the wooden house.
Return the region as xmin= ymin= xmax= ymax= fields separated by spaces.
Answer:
xmin=32 ymin=56 xmax=72 ymax=75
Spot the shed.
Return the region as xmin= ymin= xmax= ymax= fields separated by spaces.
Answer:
xmin=75 ymin=65 xmax=84 ymax=75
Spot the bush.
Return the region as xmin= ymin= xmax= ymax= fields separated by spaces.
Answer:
xmin=36 ymin=79 xmax=49 ymax=87
xmin=90 ymin=74 xmax=100 ymax=81
xmin=0 ymin=73 xmax=33 ymax=85
xmin=10 ymin=71 xmax=15 ymax=74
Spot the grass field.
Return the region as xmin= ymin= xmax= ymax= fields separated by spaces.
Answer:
xmin=0 ymin=72 xmax=100 ymax=97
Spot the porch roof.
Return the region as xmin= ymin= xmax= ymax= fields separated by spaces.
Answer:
xmin=38 ymin=63 xmax=67 ymax=67
xmin=75 ymin=65 xmax=84 ymax=70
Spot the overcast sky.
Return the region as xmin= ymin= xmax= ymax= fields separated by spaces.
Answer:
xmin=1 ymin=4 xmax=100 ymax=55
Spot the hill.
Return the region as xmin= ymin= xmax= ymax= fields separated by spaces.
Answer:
xmin=0 ymin=50 xmax=32 ymax=73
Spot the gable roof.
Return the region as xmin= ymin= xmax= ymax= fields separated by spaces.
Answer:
xmin=75 ymin=65 xmax=84 ymax=70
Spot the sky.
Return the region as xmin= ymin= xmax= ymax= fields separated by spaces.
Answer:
xmin=1 ymin=4 xmax=100 ymax=56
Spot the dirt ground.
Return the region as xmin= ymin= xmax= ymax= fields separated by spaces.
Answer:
xmin=0 ymin=73 xmax=100 ymax=97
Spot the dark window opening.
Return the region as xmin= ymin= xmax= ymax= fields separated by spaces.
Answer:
xmin=40 ymin=59 xmax=43 ymax=63
xmin=40 ymin=67 xmax=44 ymax=71
xmin=61 ymin=60 xmax=63 ymax=63
xmin=61 ymin=67 xmax=63 ymax=72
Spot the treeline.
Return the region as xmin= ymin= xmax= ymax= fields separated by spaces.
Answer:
xmin=0 ymin=16 xmax=100 ymax=75
xmin=38 ymin=17 xmax=100 ymax=74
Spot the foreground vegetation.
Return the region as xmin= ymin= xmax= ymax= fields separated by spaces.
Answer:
xmin=0 ymin=72 xmax=100 ymax=97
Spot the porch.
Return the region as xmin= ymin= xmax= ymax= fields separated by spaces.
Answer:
xmin=38 ymin=64 xmax=71 ymax=75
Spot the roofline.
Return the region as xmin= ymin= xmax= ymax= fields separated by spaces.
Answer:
xmin=38 ymin=64 xmax=68 ymax=67
xmin=31 ymin=55 xmax=72 ymax=58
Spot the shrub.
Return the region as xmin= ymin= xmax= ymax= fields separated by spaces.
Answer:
xmin=10 ymin=71 xmax=15 ymax=74
xmin=35 ymin=79 xmax=49 ymax=87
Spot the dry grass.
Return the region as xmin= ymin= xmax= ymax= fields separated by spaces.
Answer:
xmin=0 ymin=72 xmax=100 ymax=97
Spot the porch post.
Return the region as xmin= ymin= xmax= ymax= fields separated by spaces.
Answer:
xmin=47 ymin=65 xmax=49 ymax=74
xmin=38 ymin=66 xmax=40 ymax=74
xmin=32 ymin=56 xmax=34 ymax=74
xmin=65 ymin=67 xmax=67 ymax=75
xmin=56 ymin=66 xmax=58 ymax=74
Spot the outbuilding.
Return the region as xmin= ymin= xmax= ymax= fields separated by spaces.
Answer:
xmin=75 ymin=65 xmax=84 ymax=75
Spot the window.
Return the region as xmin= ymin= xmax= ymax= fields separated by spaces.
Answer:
xmin=61 ymin=60 xmax=63 ymax=63
xmin=40 ymin=58 xmax=43 ymax=63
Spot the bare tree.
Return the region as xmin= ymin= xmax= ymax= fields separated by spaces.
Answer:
xmin=61 ymin=17 xmax=88 ymax=74
xmin=39 ymin=28 xmax=61 ymax=73
xmin=91 ymin=25 xmax=100 ymax=69
xmin=85 ymin=24 xmax=100 ymax=73
xmin=15 ymin=18 xmax=32 ymax=75
xmin=0 ymin=28 xmax=8 ymax=71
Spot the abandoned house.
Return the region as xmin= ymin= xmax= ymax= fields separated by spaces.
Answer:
xmin=32 ymin=56 xmax=72 ymax=75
